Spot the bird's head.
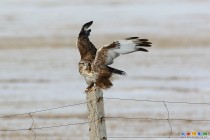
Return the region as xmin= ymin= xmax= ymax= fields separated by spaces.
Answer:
xmin=79 ymin=60 xmax=91 ymax=72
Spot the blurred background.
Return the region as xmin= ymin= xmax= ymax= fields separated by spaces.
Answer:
xmin=0 ymin=0 xmax=210 ymax=139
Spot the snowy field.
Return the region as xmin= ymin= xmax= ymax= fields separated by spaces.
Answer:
xmin=0 ymin=0 xmax=210 ymax=140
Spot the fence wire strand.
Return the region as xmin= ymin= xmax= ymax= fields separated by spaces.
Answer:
xmin=103 ymin=97 xmax=210 ymax=105
xmin=0 ymin=100 xmax=94 ymax=119
xmin=0 ymin=96 xmax=209 ymax=140
xmin=28 ymin=113 xmax=36 ymax=140
xmin=105 ymin=136 xmax=205 ymax=139
xmin=163 ymin=101 xmax=172 ymax=138
xmin=104 ymin=116 xmax=210 ymax=122
xmin=0 ymin=120 xmax=98 ymax=132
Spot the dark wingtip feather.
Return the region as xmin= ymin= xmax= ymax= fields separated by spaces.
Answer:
xmin=82 ymin=21 xmax=93 ymax=30
xmin=137 ymin=48 xmax=148 ymax=52
xmin=135 ymin=38 xmax=152 ymax=47
xmin=125 ymin=37 xmax=139 ymax=40
xmin=79 ymin=21 xmax=93 ymax=37
xmin=138 ymin=39 xmax=148 ymax=41
xmin=137 ymin=43 xmax=152 ymax=47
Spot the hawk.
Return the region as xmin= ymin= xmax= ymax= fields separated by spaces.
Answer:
xmin=77 ymin=21 xmax=152 ymax=93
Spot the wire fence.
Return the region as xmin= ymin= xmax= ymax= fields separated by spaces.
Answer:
xmin=0 ymin=97 xmax=210 ymax=140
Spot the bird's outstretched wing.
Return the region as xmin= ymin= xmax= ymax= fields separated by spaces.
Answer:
xmin=77 ymin=21 xmax=97 ymax=61
xmin=94 ymin=37 xmax=152 ymax=66
xmin=77 ymin=21 xmax=98 ymax=88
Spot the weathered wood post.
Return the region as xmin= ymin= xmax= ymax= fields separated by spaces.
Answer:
xmin=86 ymin=87 xmax=107 ymax=140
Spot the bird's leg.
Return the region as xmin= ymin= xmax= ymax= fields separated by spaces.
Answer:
xmin=85 ymin=82 xmax=94 ymax=94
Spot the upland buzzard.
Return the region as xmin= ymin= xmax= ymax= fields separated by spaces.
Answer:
xmin=77 ymin=21 xmax=152 ymax=93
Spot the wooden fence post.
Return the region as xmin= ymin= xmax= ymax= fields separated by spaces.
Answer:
xmin=86 ymin=87 xmax=107 ymax=140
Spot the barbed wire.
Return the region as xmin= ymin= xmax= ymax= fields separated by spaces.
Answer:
xmin=104 ymin=97 xmax=210 ymax=139
xmin=1 ymin=97 xmax=209 ymax=120
xmin=0 ymin=100 xmax=94 ymax=118
xmin=106 ymin=136 xmax=209 ymax=139
xmin=0 ymin=120 xmax=97 ymax=132
xmin=0 ymin=99 xmax=97 ymax=140
xmin=163 ymin=101 xmax=172 ymax=138
xmin=0 ymin=96 xmax=209 ymax=139
xmin=28 ymin=113 xmax=36 ymax=140
xmin=103 ymin=97 xmax=210 ymax=105
xmin=105 ymin=116 xmax=210 ymax=122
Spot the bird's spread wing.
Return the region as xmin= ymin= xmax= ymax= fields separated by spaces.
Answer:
xmin=77 ymin=21 xmax=97 ymax=61
xmin=94 ymin=37 xmax=152 ymax=66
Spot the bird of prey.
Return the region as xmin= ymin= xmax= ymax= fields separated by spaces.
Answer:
xmin=77 ymin=21 xmax=152 ymax=93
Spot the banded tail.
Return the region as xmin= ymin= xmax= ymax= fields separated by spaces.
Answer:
xmin=107 ymin=66 xmax=126 ymax=76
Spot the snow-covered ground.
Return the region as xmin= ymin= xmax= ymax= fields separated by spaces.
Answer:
xmin=0 ymin=0 xmax=210 ymax=38
xmin=0 ymin=0 xmax=210 ymax=139
xmin=0 ymin=47 xmax=209 ymax=140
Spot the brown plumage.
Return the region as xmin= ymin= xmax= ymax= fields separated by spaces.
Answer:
xmin=77 ymin=21 xmax=152 ymax=92
xmin=77 ymin=21 xmax=126 ymax=92
xmin=92 ymin=37 xmax=151 ymax=89
xmin=77 ymin=21 xmax=97 ymax=87
xmin=77 ymin=21 xmax=96 ymax=62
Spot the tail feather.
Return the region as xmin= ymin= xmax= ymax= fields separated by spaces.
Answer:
xmin=96 ymin=78 xmax=113 ymax=90
xmin=107 ymin=66 xmax=126 ymax=76
xmin=79 ymin=21 xmax=93 ymax=37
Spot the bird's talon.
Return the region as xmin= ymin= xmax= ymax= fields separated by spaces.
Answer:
xmin=85 ymin=86 xmax=96 ymax=94
xmin=85 ymin=88 xmax=89 ymax=94
xmin=85 ymin=87 xmax=92 ymax=94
